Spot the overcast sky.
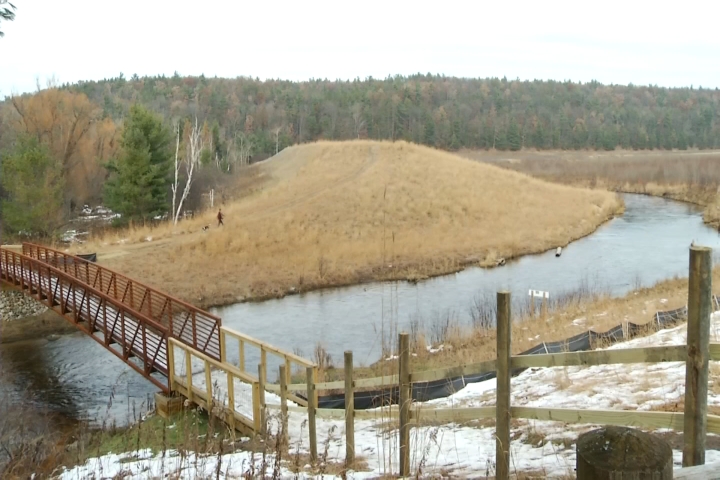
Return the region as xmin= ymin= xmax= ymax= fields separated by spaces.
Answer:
xmin=2 ymin=0 xmax=720 ymax=96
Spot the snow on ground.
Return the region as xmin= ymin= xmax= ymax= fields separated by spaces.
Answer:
xmin=59 ymin=313 xmax=720 ymax=478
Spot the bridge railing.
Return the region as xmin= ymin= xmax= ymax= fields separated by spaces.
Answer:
xmin=21 ymin=243 xmax=222 ymax=361
xmin=221 ymin=327 xmax=317 ymax=407
xmin=169 ymin=337 xmax=262 ymax=433
xmin=0 ymin=248 xmax=170 ymax=392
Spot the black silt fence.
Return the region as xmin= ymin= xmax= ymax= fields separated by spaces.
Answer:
xmin=315 ymin=297 xmax=719 ymax=410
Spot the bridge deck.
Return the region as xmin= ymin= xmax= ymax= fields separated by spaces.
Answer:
xmin=22 ymin=243 xmax=221 ymax=361
xmin=1 ymin=249 xmax=170 ymax=391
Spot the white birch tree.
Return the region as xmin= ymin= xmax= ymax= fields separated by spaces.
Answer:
xmin=173 ymin=117 xmax=202 ymax=225
xmin=171 ymin=122 xmax=181 ymax=223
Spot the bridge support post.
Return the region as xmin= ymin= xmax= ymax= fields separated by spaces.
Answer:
xmin=155 ymin=392 xmax=184 ymax=419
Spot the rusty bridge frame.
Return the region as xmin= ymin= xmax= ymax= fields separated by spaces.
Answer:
xmin=21 ymin=243 xmax=222 ymax=361
xmin=1 ymin=248 xmax=171 ymax=391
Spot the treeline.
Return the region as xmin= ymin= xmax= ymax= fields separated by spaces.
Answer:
xmin=0 ymin=87 xmax=224 ymax=237
xmin=3 ymin=74 xmax=720 ymax=238
xmin=68 ymin=73 xmax=720 ymax=154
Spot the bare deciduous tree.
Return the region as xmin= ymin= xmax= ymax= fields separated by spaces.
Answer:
xmin=172 ymin=118 xmax=202 ymax=225
xmin=351 ymin=103 xmax=365 ymax=139
xmin=233 ymin=131 xmax=253 ymax=167
xmin=273 ymin=126 xmax=283 ymax=155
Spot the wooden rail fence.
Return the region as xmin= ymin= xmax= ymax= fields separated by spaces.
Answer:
xmin=5 ymin=243 xmax=719 ymax=476
xmin=257 ymin=246 xmax=719 ymax=477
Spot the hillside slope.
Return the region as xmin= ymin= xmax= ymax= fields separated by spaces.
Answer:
xmin=85 ymin=140 xmax=622 ymax=306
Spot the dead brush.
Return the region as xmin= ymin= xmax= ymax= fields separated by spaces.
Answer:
xmin=313 ymin=342 xmax=334 ymax=381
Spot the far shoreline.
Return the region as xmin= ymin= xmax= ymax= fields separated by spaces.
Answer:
xmin=204 ymin=199 xmax=625 ymax=310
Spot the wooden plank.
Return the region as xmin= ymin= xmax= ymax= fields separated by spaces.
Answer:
xmin=272 ymin=373 xmax=401 ymax=392
xmin=220 ymin=326 xmax=315 ymax=368
xmin=226 ymin=369 xmax=236 ymax=432
xmin=268 ymin=404 xmax=400 ymax=421
xmin=205 ymin=360 xmax=213 ymax=412
xmin=411 ymin=359 xmax=497 ymax=384
xmin=306 ymin=366 xmax=317 ymax=462
xmin=169 ymin=338 xmax=257 ymax=384
xmin=175 ymin=378 xmax=255 ymax=431
xmin=674 ymin=463 xmax=720 ymax=480
xmin=684 ymin=245 xmax=712 ymax=467
xmin=167 ymin=343 xmax=176 ymax=391
xmin=399 ymin=332 xmax=410 ymax=477
xmin=496 ymin=291 xmax=511 ymax=480
xmin=185 ymin=345 xmax=193 ymax=403
xmin=258 ymin=364 xmax=266 ymax=435
xmin=513 ymin=407 xmax=684 ymax=431
xmin=279 ymin=364 xmax=289 ymax=449
xmin=344 ymin=351 xmax=355 ymax=466
xmin=288 ymin=392 xmax=308 ymax=408
xmin=710 ymin=343 xmax=720 ymax=361
xmin=707 ymin=414 xmax=720 ymax=435
xmin=270 ymin=405 xmax=493 ymax=423
xmin=511 ymin=345 xmax=687 ymax=369
xmin=411 ymin=406 xmax=496 ymax=423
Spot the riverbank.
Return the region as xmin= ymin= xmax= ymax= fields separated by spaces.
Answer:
xmin=54 ymin=307 xmax=720 ymax=479
xmin=423 ymin=270 xmax=714 ymax=368
xmin=67 ymin=141 xmax=623 ymax=309
xmin=1 ymin=288 xmax=76 ymax=344
xmin=342 ymin=265 xmax=720 ymax=379
xmin=461 ymin=148 xmax=720 ymax=228
xmin=3 ymin=262 xmax=716 ymax=477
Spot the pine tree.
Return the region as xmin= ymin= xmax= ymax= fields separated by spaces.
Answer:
xmin=507 ymin=118 xmax=521 ymax=151
xmin=0 ymin=136 xmax=64 ymax=236
xmin=104 ymin=105 xmax=172 ymax=223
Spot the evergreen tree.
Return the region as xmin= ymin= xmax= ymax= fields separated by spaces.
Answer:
xmin=104 ymin=105 xmax=172 ymax=223
xmin=0 ymin=136 xmax=64 ymax=236
xmin=507 ymin=118 xmax=522 ymax=151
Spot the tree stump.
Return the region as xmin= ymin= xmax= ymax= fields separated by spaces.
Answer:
xmin=576 ymin=426 xmax=673 ymax=479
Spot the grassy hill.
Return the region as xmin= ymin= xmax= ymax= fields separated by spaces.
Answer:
xmin=79 ymin=141 xmax=622 ymax=306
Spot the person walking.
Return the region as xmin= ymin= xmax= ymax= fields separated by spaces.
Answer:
xmin=217 ymin=208 xmax=224 ymax=227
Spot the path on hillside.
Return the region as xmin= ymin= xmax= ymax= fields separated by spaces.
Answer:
xmin=239 ymin=144 xmax=379 ymax=223
xmin=91 ymin=145 xmax=380 ymax=262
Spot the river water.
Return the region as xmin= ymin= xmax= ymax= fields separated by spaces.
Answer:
xmin=0 ymin=194 xmax=718 ymax=428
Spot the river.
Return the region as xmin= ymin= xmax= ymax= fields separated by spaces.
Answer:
xmin=0 ymin=193 xmax=718 ymax=429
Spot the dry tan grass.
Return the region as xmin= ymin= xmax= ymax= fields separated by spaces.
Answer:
xmin=386 ymin=268 xmax=720 ymax=374
xmin=460 ymin=148 xmax=720 ymax=227
xmin=71 ymin=141 xmax=622 ymax=307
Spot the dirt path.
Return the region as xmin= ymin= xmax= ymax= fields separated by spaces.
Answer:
xmin=95 ymin=145 xmax=380 ymax=262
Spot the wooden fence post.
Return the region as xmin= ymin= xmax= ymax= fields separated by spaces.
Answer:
xmin=399 ymin=332 xmax=411 ymax=477
xmin=279 ymin=364 xmax=289 ymax=450
xmin=306 ymin=365 xmax=318 ymax=463
xmin=496 ymin=291 xmax=512 ymax=480
xmin=258 ymin=364 xmax=266 ymax=436
xmin=204 ymin=360 xmax=213 ymax=412
xmin=186 ymin=348 xmax=193 ymax=404
xmin=227 ymin=370 xmax=236 ymax=433
xmin=167 ymin=338 xmax=175 ymax=392
xmin=344 ymin=350 xmax=355 ymax=467
xmin=239 ymin=339 xmax=245 ymax=372
xmin=260 ymin=347 xmax=267 ymax=383
xmin=683 ymin=245 xmax=712 ymax=467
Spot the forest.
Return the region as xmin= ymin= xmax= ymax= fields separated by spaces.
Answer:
xmin=1 ymin=74 xmax=719 ymax=237
xmin=71 ymin=73 xmax=720 ymax=153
